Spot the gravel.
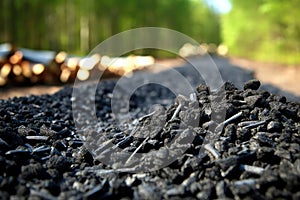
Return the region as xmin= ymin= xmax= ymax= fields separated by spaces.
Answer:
xmin=0 ymin=71 xmax=299 ymax=199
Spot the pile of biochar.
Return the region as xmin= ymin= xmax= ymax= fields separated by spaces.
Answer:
xmin=0 ymin=79 xmax=299 ymax=199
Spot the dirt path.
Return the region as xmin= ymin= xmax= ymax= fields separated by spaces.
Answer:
xmin=0 ymin=56 xmax=299 ymax=100
xmin=229 ymin=57 xmax=300 ymax=96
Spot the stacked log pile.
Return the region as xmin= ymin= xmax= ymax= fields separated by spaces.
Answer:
xmin=0 ymin=43 xmax=154 ymax=87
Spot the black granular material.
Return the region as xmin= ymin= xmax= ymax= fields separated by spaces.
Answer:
xmin=0 ymin=78 xmax=299 ymax=199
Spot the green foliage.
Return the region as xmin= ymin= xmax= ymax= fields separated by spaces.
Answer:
xmin=222 ymin=0 xmax=300 ymax=64
xmin=0 ymin=0 xmax=221 ymax=57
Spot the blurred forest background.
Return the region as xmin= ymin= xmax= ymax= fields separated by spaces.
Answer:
xmin=0 ymin=0 xmax=300 ymax=64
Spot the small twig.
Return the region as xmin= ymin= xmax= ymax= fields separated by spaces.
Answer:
xmin=40 ymin=155 xmax=51 ymax=161
xmin=24 ymin=143 xmax=33 ymax=152
xmin=88 ymin=167 xmax=137 ymax=175
xmin=234 ymin=179 xmax=256 ymax=186
xmin=32 ymin=145 xmax=50 ymax=153
xmin=240 ymin=164 xmax=264 ymax=175
xmin=215 ymin=111 xmax=243 ymax=132
xmin=94 ymin=138 xmax=115 ymax=153
xmin=223 ymin=111 xmax=243 ymax=126
xmin=170 ymin=104 xmax=182 ymax=121
xmin=113 ymin=135 xmax=132 ymax=149
xmin=26 ymin=135 xmax=49 ymax=141
xmin=238 ymin=120 xmax=259 ymax=127
xmin=125 ymin=136 xmax=149 ymax=166
xmin=138 ymin=110 xmax=156 ymax=122
xmin=204 ymin=143 xmax=221 ymax=159
xmin=243 ymin=120 xmax=266 ymax=129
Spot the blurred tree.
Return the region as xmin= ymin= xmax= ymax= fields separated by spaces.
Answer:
xmin=222 ymin=0 xmax=300 ymax=64
xmin=0 ymin=0 xmax=221 ymax=57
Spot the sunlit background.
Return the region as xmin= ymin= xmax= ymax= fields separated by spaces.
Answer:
xmin=0 ymin=0 xmax=300 ymax=98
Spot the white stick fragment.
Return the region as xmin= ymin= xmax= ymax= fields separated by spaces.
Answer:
xmin=223 ymin=111 xmax=243 ymax=126
xmin=238 ymin=120 xmax=260 ymax=127
xmin=189 ymin=93 xmax=197 ymax=102
xmin=241 ymin=164 xmax=265 ymax=175
xmin=204 ymin=143 xmax=221 ymax=159
xmin=125 ymin=136 xmax=149 ymax=166
xmin=243 ymin=120 xmax=266 ymax=129
xmin=138 ymin=110 xmax=156 ymax=122
xmin=26 ymin=136 xmax=49 ymax=141
xmin=215 ymin=111 xmax=243 ymax=132
xmin=170 ymin=104 xmax=182 ymax=121
xmin=89 ymin=167 xmax=137 ymax=175
xmin=234 ymin=179 xmax=256 ymax=186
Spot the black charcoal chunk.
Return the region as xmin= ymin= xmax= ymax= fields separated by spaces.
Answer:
xmin=267 ymin=121 xmax=282 ymax=132
xmin=244 ymin=79 xmax=261 ymax=90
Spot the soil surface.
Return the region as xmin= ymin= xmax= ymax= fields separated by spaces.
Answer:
xmin=0 ymin=55 xmax=299 ymax=102
xmin=229 ymin=57 xmax=300 ymax=96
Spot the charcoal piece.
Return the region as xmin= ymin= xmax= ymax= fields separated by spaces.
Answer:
xmin=174 ymin=129 xmax=196 ymax=145
xmin=189 ymin=182 xmax=201 ymax=194
xmin=279 ymin=160 xmax=300 ymax=192
xmin=53 ymin=141 xmax=67 ymax=151
xmin=202 ymin=120 xmax=217 ymax=131
xmin=110 ymin=179 xmax=133 ymax=199
xmin=244 ymin=79 xmax=261 ymax=90
xmin=46 ymin=155 xmax=72 ymax=173
xmin=21 ymin=163 xmax=49 ymax=180
xmin=17 ymin=125 xmax=36 ymax=136
xmin=40 ymin=124 xmax=57 ymax=138
xmin=216 ymin=156 xmax=238 ymax=171
xmin=256 ymin=147 xmax=280 ymax=164
xmin=0 ymin=138 xmax=9 ymax=151
xmin=221 ymin=165 xmax=241 ymax=179
xmin=5 ymin=149 xmax=31 ymax=163
xmin=137 ymin=183 xmax=160 ymax=200
xmin=78 ymin=147 xmax=94 ymax=165
xmin=83 ymin=181 xmax=109 ymax=200
xmin=166 ymin=186 xmax=185 ymax=197
xmin=156 ymin=147 xmax=169 ymax=160
xmin=275 ymin=149 xmax=291 ymax=160
xmin=29 ymin=189 xmax=58 ymax=200
xmin=50 ymin=124 xmax=63 ymax=132
xmin=216 ymin=181 xmax=232 ymax=199
xmin=245 ymin=95 xmax=265 ymax=107
xmin=69 ymin=140 xmax=84 ymax=148
xmin=230 ymin=182 xmax=264 ymax=199
xmin=43 ymin=180 xmax=61 ymax=196
xmin=196 ymin=182 xmax=216 ymax=200
xmin=0 ymin=156 xmax=6 ymax=174
xmin=223 ymin=81 xmax=238 ymax=91
xmin=265 ymin=186 xmax=292 ymax=199
xmin=196 ymin=84 xmax=210 ymax=94
xmin=125 ymin=176 xmax=141 ymax=187
xmin=116 ymin=136 xmax=133 ymax=149
xmin=0 ymin=176 xmax=17 ymax=194
xmin=256 ymin=133 xmax=275 ymax=147
xmin=16 ymin=184 xmax=29 ymax=196
xmin=0 ymin=128 xmax=23 ymax=147
xmin=293 ymin=191 xmax=300 ymax=200
xmin=175 ymin=94 xmax=189 ymax=107
xmin=236 ymin=128 xmax=252 ymax=142
xmin=281 ymin=106 xmax=298 ymax=120
xmin=223 ymin=124 xmax=236 ymax=142
xmin=267 ymin=121 xmax=282 ymax=132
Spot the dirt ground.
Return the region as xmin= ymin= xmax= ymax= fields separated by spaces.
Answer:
xmin=156 ymin=57 xmax=300 ymax=97
xmin=0 ymin=56 xmax=299 ymax=100
xmin=229 ymin=57 xmax=300 ymax=96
